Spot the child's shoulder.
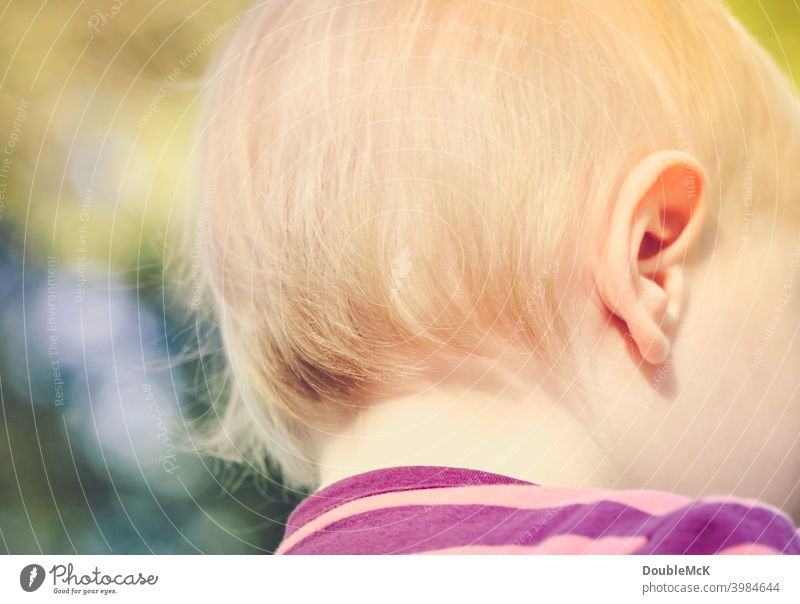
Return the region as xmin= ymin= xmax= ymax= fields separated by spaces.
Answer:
xmin=276 ymin=466 xmax=800 ymax=555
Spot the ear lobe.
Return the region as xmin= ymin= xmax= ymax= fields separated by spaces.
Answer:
xmin=594 ymin=151 xmax=706 ymax=365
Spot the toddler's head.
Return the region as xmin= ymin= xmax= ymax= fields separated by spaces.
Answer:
xmin=195 ymin=0 xmax=800 ymax=514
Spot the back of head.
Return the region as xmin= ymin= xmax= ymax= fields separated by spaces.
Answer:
xmin=195 ymin=0 xmax=800 ymax=486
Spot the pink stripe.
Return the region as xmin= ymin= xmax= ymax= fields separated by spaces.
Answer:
xmin=420 ymin=535 xmax=648 ymax=555
xmin=718 ymin=544 xmax=780 ymax=555
xmin=277 ymin=484 xmax=692 ymax=554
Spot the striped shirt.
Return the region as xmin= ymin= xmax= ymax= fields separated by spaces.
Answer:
xmin=276 ymin=466 xmax=800 ymax=554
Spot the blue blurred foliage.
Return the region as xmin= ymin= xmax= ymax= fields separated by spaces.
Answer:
xmin=0 ymin=229 xmax=300 ymax=553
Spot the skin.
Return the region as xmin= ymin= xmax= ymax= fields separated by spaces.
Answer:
xmin=319 ymin=148 xmax=800 ymax=523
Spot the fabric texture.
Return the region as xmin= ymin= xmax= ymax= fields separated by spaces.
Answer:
xmin=276 ymin=466 xmax=800 ymax=555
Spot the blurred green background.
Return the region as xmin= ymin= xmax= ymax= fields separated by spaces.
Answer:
xmin=0 ymin=1 xmax=797 ymax=554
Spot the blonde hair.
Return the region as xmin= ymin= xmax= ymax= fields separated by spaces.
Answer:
xmin=194 ymin=0 xmax=800 ymax=487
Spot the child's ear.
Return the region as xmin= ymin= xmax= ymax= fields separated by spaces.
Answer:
xmin=594 ymin=150 xmax=707 ymax=365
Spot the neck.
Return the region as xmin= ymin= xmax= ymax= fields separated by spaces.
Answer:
xmin=317 ymin=359 xmax=618 ymax=490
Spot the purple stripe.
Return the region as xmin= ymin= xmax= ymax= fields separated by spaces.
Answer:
xmin=284 ymin=466 xmax=531 ymax=539
xmin=284 ymin=501 xmax=800 ymax=555
xmin=637 ymin=501 xmax=800 ymax=554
